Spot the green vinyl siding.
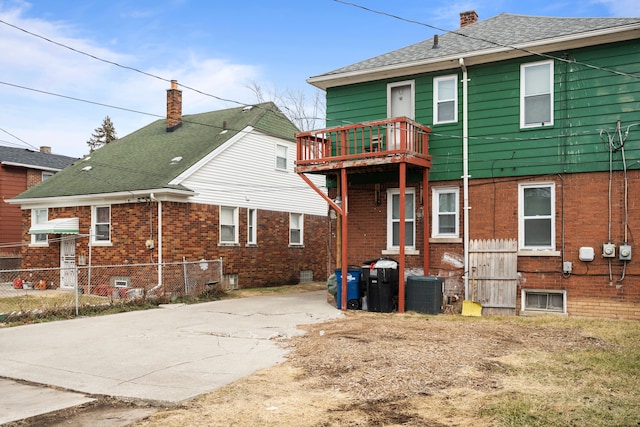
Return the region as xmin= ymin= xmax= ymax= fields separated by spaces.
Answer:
xmin=325 ymin=39 xmax=640 ymax=183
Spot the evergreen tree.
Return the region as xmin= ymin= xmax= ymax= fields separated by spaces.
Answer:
xmin=87 ymin=116 xmax=117 ymax=152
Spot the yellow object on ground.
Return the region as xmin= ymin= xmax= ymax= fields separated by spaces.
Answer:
xmin=461 ymin=300 xmax=482 ymax=317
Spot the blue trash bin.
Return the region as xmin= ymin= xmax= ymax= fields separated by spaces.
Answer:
xmin=335 ymin=268 xmax=362 ymax=309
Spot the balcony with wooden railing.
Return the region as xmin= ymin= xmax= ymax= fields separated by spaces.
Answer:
xmin=295 ymin=117 xmax=432 ymax=174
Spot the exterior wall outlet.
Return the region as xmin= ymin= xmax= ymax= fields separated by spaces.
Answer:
xmin=145 ymin=239 xmax=155 ymax=250
xmin=619 ymin=244 xmax=632 ymax=261
xmin=563 ymin=261 xmax=572 ymax=274
xmin=602 ymin=243 xmax=616 ymax=258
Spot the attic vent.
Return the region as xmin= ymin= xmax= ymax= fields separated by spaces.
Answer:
xmin=170 ymin=156 xmax=183 ymax=164
xmin=242 ymin=106 xmax=253 ymax=113
xmin=82 ymin=166 xmax=92 ymax=171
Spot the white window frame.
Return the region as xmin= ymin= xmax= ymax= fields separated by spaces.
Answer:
xmin=433 ymin=75 xmax=458 ymax=124
xmin=520 ymin=60 xmax=554 ymax=128
xmin=92 ymin=205 xmax=111 ymax=244
xmin=30 ymin=208 xmax=48 ymax=245
xmin=387 ymin=188 xmax=416 ymax=250
xmin=290 ymin=213 xmax=303 ymax=246
xmin=521 ymin=289 xmax=566 ymax=314
xmin=41 ymin=171 xmax=53 ymax=180
xmin=275 ymin=144 xmax=288 ymax=171
xmin=518 ymin=182 xmax=555 ymax=251
xmin=432 ymin=187 xmax=459 ymax=238
xmin=247 ymin=208 xmax=257 ymax=245
xmin=220 ymin=206 xmax=239 ymax=244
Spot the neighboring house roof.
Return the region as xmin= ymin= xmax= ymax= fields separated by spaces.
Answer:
xmin=309 ymin=13 xmax=640 ymax=89
xmin=10 ymin=102 xmax=299 ymax=201
xmin=0 ymin=145 xmax=77 ymax=172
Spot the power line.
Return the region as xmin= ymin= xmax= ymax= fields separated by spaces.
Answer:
xmin=332 ymin=0 xmax=640 ymax=80
xmin=0 ymin=126 xmax=38 ymax=151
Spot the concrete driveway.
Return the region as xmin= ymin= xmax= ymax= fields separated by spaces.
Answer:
xmin=0 ymin=290 xmax=342 ymax=424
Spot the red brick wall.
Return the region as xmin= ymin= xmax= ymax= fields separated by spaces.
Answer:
xmin=21 ymin=202 xmax=328 ymax=288
xmin=330 ymin=171 xmax=640 ymax=320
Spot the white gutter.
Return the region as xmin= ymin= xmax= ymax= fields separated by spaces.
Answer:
xmin=157 ymin=198 xmax=163 ymax=287
xmin=1 ymin=161 xmax=63 ymax=172
xmin=459 ymin=58 xmax=471 ymax=301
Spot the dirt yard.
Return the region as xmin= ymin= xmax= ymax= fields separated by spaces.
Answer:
xmin=15 ymin=292 xmax=633 ymax=427
xmin=129 ymin=310 xmax=610 ymax=427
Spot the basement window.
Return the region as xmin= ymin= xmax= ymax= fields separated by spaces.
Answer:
xmin=521 ymin=289 xmax=566 ymax=314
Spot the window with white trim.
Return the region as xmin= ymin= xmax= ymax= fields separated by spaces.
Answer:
xmin=42 ymin=171 xmax=53 ymax=180
xmin=92 ymin=205 xmax=111 ymax=243
xmin=432 ymin=187 xmax=459 ymax=237
xmin=290 ymin=213 xmax=303 ymax=245
xmin=433 ymin=75 xmax=458 ymax=124
xmin=31 ymin=208 xmax=48 ymax=245
xmin=521 ymin=61 xmax=554 ymax=128
xmin=275 ymin=144 xmax=288 ymax=171
xmin=519 ymin=183 xmax=555 ymax=250
xmin=387 ymin=188 xmax=415 ymax=249
xmin=220 ymin=206 xmax=238 ymax=244
xmin=247 ymin=208 xmax=257 ymax=244
xmin=522 ymin=289 xmax=566 ymax=314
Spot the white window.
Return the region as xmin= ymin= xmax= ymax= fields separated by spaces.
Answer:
xmin=519 ymin=183 xmax=555 ymax=250
xmin=247 ymin=208 xmax=257 ymax=244
xmin=432 ymin=187 xmax=459 ymax=237
xmin=220 ymin=206 xmax=238 ymax=244
xmin=92 ymin=205 xmax=111 ymax=243
xmin=275 ymin=144 xmax=288 ymax=171
xmin=522 ymin=289 xmax=566 ymax=314
xmin=387 ymin=188 xmax=415 ymax=249
xmin=521 ymin=61 xmax=554 ymax=128
xmin=290 ymin=213 xmax=303 ymax=245
xmin=42 ymin=171 xmax=53 ymax=180
xmin=31 ymin=208 xmax=48 ymax=245
xmin=433 ymin=75 xmax=458 ymax=124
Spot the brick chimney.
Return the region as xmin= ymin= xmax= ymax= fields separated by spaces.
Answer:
xmin=166 ymin=80 xmax=182 ymax=132
xmin=460 ymin=10 xmax=478 ymax=27
xmin=39 ymin=146 xmax=51 ymax=154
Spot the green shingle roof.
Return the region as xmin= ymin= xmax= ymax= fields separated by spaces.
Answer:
xmin=14 ymin=102 xmax=298 ymax=199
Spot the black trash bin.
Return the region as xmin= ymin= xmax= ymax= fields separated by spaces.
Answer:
xmin=364 ymin=258 xmax=398 ymax=312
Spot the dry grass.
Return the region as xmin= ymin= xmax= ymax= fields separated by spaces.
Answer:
xmin=133 ymin=309 xmax=640 ymax=427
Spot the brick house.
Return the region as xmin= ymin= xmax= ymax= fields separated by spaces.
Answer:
xmin=8 ymin=81 xmax=328 ymax=291
xmin=0 ymin=145 xmax=76 ymax=264
xmin=296 ymin=11 xmax=640 ymax=319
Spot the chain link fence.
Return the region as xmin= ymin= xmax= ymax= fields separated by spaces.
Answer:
xmin=0 ymin=258 xmax=223 ymax=322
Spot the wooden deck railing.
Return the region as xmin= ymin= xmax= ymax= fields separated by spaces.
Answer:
xmin=296 ymin=117 xmax=431 ymax=169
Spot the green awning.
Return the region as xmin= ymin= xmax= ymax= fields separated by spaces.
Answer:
xmin=29 ymin=218 xmax=79 ymax=234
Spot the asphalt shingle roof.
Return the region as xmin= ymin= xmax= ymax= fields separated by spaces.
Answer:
xmin=0 ymin=145 xmax=77 ymax=170
xmin=13 ymin=102 xmax=298 ymax=199
xmin=316 ymin=13 xmax=640 ymax=77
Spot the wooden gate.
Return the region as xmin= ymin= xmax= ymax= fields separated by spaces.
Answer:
xmin=469 ymin=239 xmax=518 ymax=315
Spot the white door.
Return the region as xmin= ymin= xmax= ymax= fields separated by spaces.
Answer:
xmin=60 ymin=236 xmax=77 ymax=290
xmin=388 ymin=81 xmax=414 ymax=150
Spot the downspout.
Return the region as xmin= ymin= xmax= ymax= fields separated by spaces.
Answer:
xmin=157 ymin=199 xmax=163 ymax=288
xmin=459 ymin=58 xmax=470 ymax=300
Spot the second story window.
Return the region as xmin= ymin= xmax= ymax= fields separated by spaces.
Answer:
xmin=276 ymin=144 xmax=288 ymax=171
xmin=521 ymin=60 xmax=554 ymax=128
xmin=433 ymin=75 xmax=458 ymax=124
xmin=92 ymin=205 xmax=111 ymax=243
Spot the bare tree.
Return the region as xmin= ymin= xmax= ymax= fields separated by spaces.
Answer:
xmin=245 ymin=82 xmax=325 ymax=132
xmin=87 ymin=116 xmax=117 ymax=152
